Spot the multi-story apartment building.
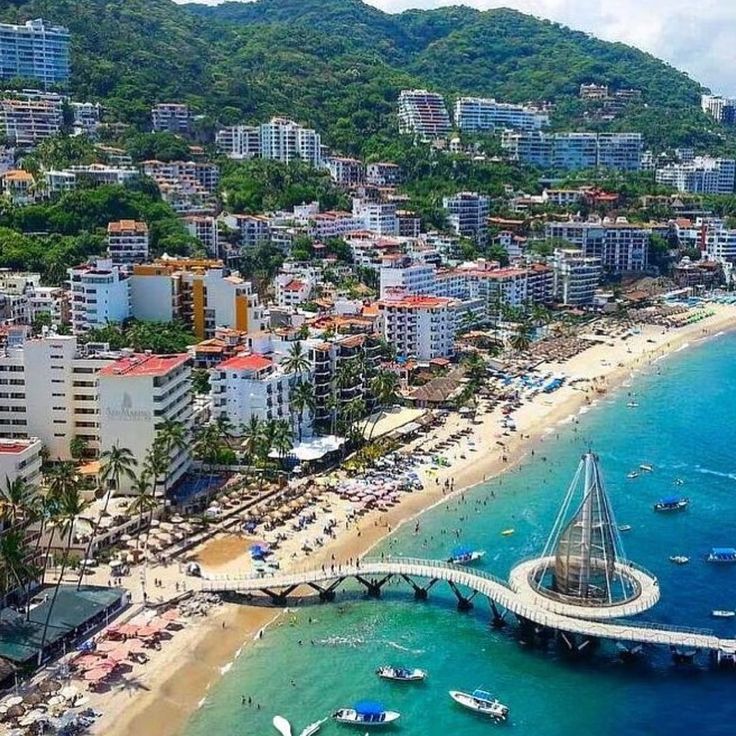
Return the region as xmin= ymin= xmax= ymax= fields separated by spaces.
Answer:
xmin=141 ymin=160 xmax=219 ymax=193
xmin=595 ymin=133 xmax=643 ymax=171
xmin=378 ymin=294 xmax=457 ymax=361
xmin=184 ymin=215 xmax=220 ymax=258
xmin=701 ymin=94 xmax=736 ymax=125
xmin=46 ymin=164 xmax=139 ymax=193
xmin=699 ymin=219 xmax=736 ymax=262
xmin=0 ymin=90 xmax=63 ymax=147
xmin=443 ymin=192 xmax=490 ymax=245
xmin=0 ymin=335 xmax=118 ymax=459
xmin=310 ymin=334 xmax=382 ymax=430
xmin=130 ymin=259 xmax=265 ymax=339
xmin=551 ymin=133 xmax=599 ymax=170
xmin=552 ymin=249 xmax=602 ymax=306
xmin=210 ymin=352 xmax=312 ymax=437
xmin=398 ymin=89 xmax=452 ymax=140
xmin=259 ymin=117 xmax=322 ymax=166
xmin=454 ymin=96 xmax=549 ymax=132
xmin=352 ymin=198 xmax=398 ymax=236
xmin=215 ymin=125 xmax=260 ymax=160
xmin=1 ymin=168 xmax=34 ymax=204
xmin=502 ymin=131 xmax=641 ymax=171
xmin=68 ymin=259 xmax=131 ymax=334
xmin=655 ymin=157 xmax=736 ymax=195
xmin=220 ymin=213 xmax=271 ymax=250
xmin=366 ymin=162 xmax=402 ymax=188
xmin=70 ymin=102 xmax=102 ymax=138
xmin=151 ymin=103 xmax=192 ymax=135
xmin=379 ymin=257 xmax=436 ymax=299
xmin=0 ymin=19 xmax=70 ymax=87
xmin=309 ymin=210 xmax=362 ymax=240
xmin=98 ymin=353 xmax=192 ymax=494
xmin=326 ymin=156 xmax=365 ymax=187
xmin=544 ymin=221 xmax=650 ymax=273
xmin=397 ymin=210 xmax=421 ymax=238
xmin=107 ymin=220 xmax=149 ymax=268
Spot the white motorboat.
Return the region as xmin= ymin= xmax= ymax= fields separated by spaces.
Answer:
xmin=627 ymin=471 xmax=639 ymax=479
xmin=626 ymin=401 xmax=639 ymax=408
xmin=639 ymin=464 xmax=654 ymax=472
xmin=448 ymin=547 xmax=486 ymax=565
xmin=449 ymin=689 xmax=509 ymax=721
xmin=712 ymin=610 xmax=736 ymax=619
xmin=333 ymin=701 xmax=400 ymax=727
xmin=299 ymin=718 xmax=327 ymax=736
xmin=618 ymin=524 xmax=632 ymax=532
xmin=273 ymin=716 xmax=293 ymax=736
xmin=669 ymin=555 xmax=689 ymax=565
xmin=376 ymin=665 xmax=427 ymax=682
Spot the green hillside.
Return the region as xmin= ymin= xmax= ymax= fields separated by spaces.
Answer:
xmin=0 ymin=0 xmax=732 ymax=154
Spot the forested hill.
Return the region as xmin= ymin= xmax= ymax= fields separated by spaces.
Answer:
xmin=0 ymin=0 xmax=730 ymax=155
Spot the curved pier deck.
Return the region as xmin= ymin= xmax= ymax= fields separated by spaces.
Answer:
xmin=199 ymin=557 xmax=736 ymax=655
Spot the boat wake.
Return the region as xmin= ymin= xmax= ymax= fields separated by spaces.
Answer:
xmin=695 ymin=467 xmax=736 ymax=482
xmin=387 ymin=640 xmax=424 ymax=655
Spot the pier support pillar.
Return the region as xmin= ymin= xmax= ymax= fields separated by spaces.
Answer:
xmin=355 ymin=575 xmax=392 ymax=598
xmin=671 ymin=647 xmax=699 ymax=666
xmin=489 ymin=599 xmax=506 ymax=628
xmin=400 ymin=574 xmax=437 ymax=601
xmin=448 ymin=581 xmax=475 ymax=612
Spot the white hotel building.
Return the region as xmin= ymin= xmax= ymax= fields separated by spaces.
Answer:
xmin=378 ymin=295 xmax=457 ymax=361
xmin=107 ymin=220 xmax=149 ymax=268
xmin=552 ymin=249 xmax=602 ymax=306
xmin=259 ymin=117 xmax=322 ymax=167
xmin=211 ymin=352 xmax=312 ymax=437
xmin=68 ymin=259 xmax=131 ymax=334
xmin=98 ymin=353 xmax=193 ymax=494
xmin=398 ymin=89 xmax=452 ymax=140
xmin=656 ymin=157 xmax=736 ymax=195
xmin=454 ymin=96 xmax=549 ymax=132
xmin=215 ymin=125 xmax=260 ymax=160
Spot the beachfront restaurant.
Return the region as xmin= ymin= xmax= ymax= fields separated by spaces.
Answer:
xmin=0 ymin=586 xmax=127 ymax=684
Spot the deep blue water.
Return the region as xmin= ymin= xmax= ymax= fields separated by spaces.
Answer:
xmin=184 ymin=332 xmax=736 ymax=736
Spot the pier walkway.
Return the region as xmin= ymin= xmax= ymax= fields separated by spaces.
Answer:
xmin=199 ymin=557 xmax=736 ymax=655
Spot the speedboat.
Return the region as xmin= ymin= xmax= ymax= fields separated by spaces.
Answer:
xmin=449 ymin=689 xmax=509 ymax=721
xmin=654 ymin=497 xmax=689 ymax=512
xmin=501 ymin=529 xmax=515 ymax=537
xmin=299 ymin=719 xmax=327 ymax=736
xmin=712 ymin=610 xmax=736 ymax=619
xmin=627 ymin=471 xmax=639 ymax=479
xmin=707 ymin=547 xmax=736 ymax=563
xmin=626 ymin=401 xmax=639 ymax=408
xmin=669 ymin=555 xmax=689 ymax=565
xmin=639 ymin=464 xmax=654 ymax=472
xmin=618 ymin=524 xmax=632 ymax=532
xmin=376 ymin=665 xmax=427 ymax=682
xmin=674 ymin=478 xmax=685 ymax=486
xmin=273 ymin=716 xmax=293 ymax=736
xmin=333 ymin=701 xmax=400 ymax=727
xmin=448 ymin=546 xmax=485 ymax=565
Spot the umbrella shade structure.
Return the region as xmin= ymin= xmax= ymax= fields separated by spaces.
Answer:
xmin=126 ymin=639 xmax=147 ymax=654
xmin=22 ymin=692 xmax=43 ymax=706
xmin=160 ymin=608 xmax=180 ymax=621
xmin=3 ymin=696 xmax=22 ymax=707
xmin=96 ymin=639 xmax=122 ymax=652
xmin=73 ymin=654 xmax=105 ymax=670
xmin=38 ymin=679 xmax=61 ymax=693
xmin=106 ymin=648 xmax=131 ymax=662
xmin=60 ymin=686 xmax=78 ymax=701
xmin=136 ymin=626 xmax=158 ymax=638
xmin=83 ymin=668 xmax=111 ymax=682
xmin=6 ymin=704 xmax=25 ymax=718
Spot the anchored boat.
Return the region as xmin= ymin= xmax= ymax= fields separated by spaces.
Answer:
xmin=640 ymin=464 xmax=654 ymax=472
xmin=654 ymin=497 xmax=689 ymax=512
xmin=333 ymin=701 xmax=400 ymax=727
xmin=449 ymin=689 xmax=509 ymax=721
xmin=669 ymin=555 xmax=689 ymax=565
xmin=447 ymin=546 xmax=485 ymax=565
xmin=376 ymin=665 xmax=426 ymax=682
xmin=712 ymin=610 xmax=736 ymax=619
xmin=707 ymin=547 xmax=736 ymax=563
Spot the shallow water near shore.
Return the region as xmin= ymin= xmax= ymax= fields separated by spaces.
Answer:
xmin=184 ymin=332 xmax=736 ymax=736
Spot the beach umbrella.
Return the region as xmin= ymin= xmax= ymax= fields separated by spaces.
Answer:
xmin=149 ymin=519 xmax=161 ymax=528
xmin=74 ymin=654 xmax=105 ymax=670
xmin=22 ymin=692 xmax=42 ymax=706
xmin=47 ymin=695 xmax=65 ymax=707
xmin=160 ymin=608 xmax=180 ymax=621
xmin=60 ymin=686 xmax=78 ymax=701
xmin=120 ymin=534 xmax=133 ymax=542
xmin=6 ymin=704 xmax=25 ymax=718
xmin=136 ymin=626 xmax=158 ymax=638
xmin=96 ymin=639 xmax=122 ymax=653
xmin=126 ymin=639 xmax=147 ymax=654
xmin=106 ymin=647 xmax=131 ymax=662
xmin=83 ymin=668 xmax=110 ymax=682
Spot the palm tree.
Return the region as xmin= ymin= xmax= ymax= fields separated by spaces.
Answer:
xmin=0 ymin=530 xmax=33 ymax=602
xmin=39 ymin=482 xmax=90 ymax=664
xmin=78 ymin=445 xmax=137 ymax=587
xmin=510 ymin=321 xmax=534 ymax=354
xmin=270 ymin=419 xmax=293 ymax=462
xmin=145 ymin=440 xmax=169 ymax=500
xmin=290 ymin=380 xmax=316 ymax=442
xmin=281 ymin=341 xmax=311 ymax=376
xmin=157 ymin=419 xmax=188 ymax=459
xmin=129 ymin=471 xmax=157 ymax=550
xmin=0 ymin=476 xmax=38 ymax=528
xmin=240 ymin=415 xmax=263 ymax=476
xmin=462 ymin=353 xmax=487 ymax=385
xmin=367 ymin=370 xmax=400 ymax=440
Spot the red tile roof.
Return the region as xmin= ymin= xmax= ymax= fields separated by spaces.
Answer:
xmin=99 ymin=353 xmax=190 ymax=378
xmin=218 ymin=353 xmax=273 ymax=372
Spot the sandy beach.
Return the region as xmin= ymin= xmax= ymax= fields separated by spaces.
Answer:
xmin=91 ymin=303 xmax=736 ymax=736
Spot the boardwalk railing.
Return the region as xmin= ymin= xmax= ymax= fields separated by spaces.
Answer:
xmin=200 ymin=557 xmax=736 ymax=654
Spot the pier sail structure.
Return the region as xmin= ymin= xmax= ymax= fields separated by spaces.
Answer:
xmin=532 ymin=452 xmax=637 ymax=606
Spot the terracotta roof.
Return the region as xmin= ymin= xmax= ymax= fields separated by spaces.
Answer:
xmin=99 ymin=353 xmax=190 ymax=377
xmin=218 ymin=353 xmax=273 ymax=372
xmin=0 ymin=440 xmax=37 ymax=454
xmin=379 ymin=295 xmax=452 ymax=309
xmin=107 ymin=220 xmax=148 ymax=234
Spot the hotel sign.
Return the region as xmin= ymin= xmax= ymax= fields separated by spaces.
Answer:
xmin=105 ymin=392 xmax=152 ymax=422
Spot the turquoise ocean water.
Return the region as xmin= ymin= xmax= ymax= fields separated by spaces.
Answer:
xmin=185 ymin=332 xmax=736 ymax=736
